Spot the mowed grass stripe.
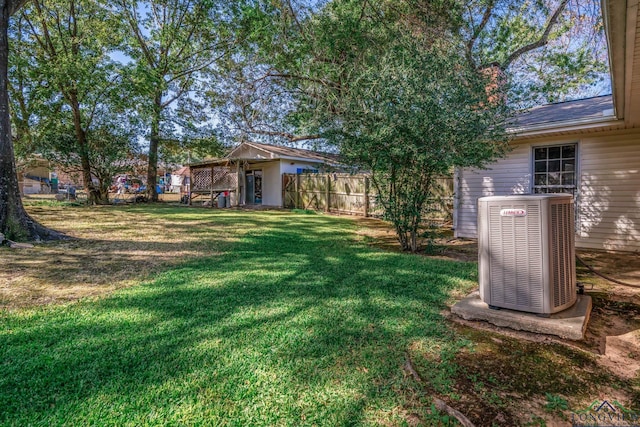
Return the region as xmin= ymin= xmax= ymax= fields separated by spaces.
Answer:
xmin=0 ymin=208 xmax=476 ymax=426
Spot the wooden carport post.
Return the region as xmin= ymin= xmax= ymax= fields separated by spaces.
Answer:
xmin=235 ymin=161 xmax=241 ymax=206
xmin=210 ymin=165 xmax=214 ymax=207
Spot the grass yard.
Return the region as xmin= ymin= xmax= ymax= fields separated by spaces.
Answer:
xmin=1 ymin=203 xmax=638 ymax=426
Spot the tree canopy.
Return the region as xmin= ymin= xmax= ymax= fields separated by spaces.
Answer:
xmin=220 ymin=0 xmax=511 ymax=250
xmin=463 ymin=0 xmax=608 ymax=106
xmin=207 ymin=0 xmax=608 ymax=250
xmin=112 ymin=0 xmax=237 ymax=201
xmin=1 ymin=0 xmax=610 ymax=242
xmin=222 ymin=0 xmax=607 ymax=142
xmin=1 ymin=0 xmax=64 ymax=241
xmin=10 ymin=0 xmax=138 ymax=204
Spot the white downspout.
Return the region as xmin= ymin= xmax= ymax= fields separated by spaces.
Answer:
xmin=453 ymin=168 xmax=460 ymax=237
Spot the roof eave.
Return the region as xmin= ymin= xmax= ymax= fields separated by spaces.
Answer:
xmin=602 ymin=0 xmax=627 ymax=121
xmin=188 ymin=158 xmax=229 ymax=167
xmin=509 ymin=116 xmax=624 ymax=139
xmin=277 ymin=155 xmax=336 ymax=164
xmin=225 ymin=142 xmax=278 ymax=160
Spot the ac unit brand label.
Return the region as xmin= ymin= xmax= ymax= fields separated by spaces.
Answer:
xmin=500 ymin=208 xmax=527 ymax=217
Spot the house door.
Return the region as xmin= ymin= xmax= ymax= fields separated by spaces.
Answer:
xmin=246 ymin=170 xmax=262 ymax=204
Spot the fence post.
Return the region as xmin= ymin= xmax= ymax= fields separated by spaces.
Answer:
xmin=282 ymin=174 xmax=286 ymax=208
xmin=364 ymin=176 xmax=369 ymax=217
xmin=325 ymin=174 xmax=330 ymax=212
xmin=295 ymin=173 xmax=301 ymax=209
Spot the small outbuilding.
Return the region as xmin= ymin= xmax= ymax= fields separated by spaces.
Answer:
xmin=188 ymin=141 xmax=341 ymax=207
xmin=17 ymin=157 xmax=52 ymax=195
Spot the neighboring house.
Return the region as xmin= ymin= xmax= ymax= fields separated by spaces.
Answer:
xmin=454 ymin=0 xmax=640 ymax=252
xmin=54 ymin=169 xmax=85 ymax=189
xmin=17 ymin=156 xmax=52 ymax=195
xmin=170 ymin=166 xmax=190 ymax=194
xmin=189 ymin=141 xmax=342 ymax=207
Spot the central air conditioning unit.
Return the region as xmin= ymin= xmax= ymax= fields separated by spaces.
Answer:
xmin=478 ymin=194 xmax=576 ymax=315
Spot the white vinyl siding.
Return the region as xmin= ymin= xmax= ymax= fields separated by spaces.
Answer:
xmin=455 ymin=129 xmax=640 ymax=252
xmin=577 ymin=132 xmax=640 ymax=251
xmin=258 ymin=161 xmax=281 ymax=206
xmin=245 ymin=161 xmax=280 ymax=206
xmin=279 ymin=160 xmax=324 ymax=175
xmin=455 ymin=144 xmax=531 ymax=238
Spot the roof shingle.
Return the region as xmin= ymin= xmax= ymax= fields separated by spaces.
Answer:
xmin=514 ymin=95 xmax=615 ymax=128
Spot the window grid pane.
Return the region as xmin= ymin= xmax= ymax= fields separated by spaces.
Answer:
xmin=532 ymin=143 xmax=577 ymax=196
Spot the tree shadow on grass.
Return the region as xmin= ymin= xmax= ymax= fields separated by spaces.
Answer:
xmin=1 ymin=207 xmax=362 ymax=307
xmin=1 ymin=214 xmax=478 ymax=425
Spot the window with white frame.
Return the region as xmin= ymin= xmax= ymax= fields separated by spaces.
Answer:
xmin=533 ymin=144 xmax=577 ymax=194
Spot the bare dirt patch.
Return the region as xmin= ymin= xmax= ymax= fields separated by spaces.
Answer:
xmin=0 ymin=204 xmax=235 ymax=309
xmin=354 ymin=216 xmax=478 ymax=262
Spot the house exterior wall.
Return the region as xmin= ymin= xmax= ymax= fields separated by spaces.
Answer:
xmin=244 ymin=160 xmax=323 ymax=206
xmin=279 ymin=160 xmax=321 ymax=175
xmin=20 ymin=177 xmax=45 ymax=195
xmin=261 ymin=161 xmax=281 ymax=206
xmin=455 ymin=128 xmax=640 ymax=252
xmin=170 ymin=174 xmax=186 ymax=193
xmin=170 ymin=174 xmax=183 ymax=187
xmin=455 ymin=144 xmax=531 ymax=238
xmin=235 ymin=145 xmax=276 ymax=160
xmin=577 ymin=130 xmax=640 ymax=250
xmin=245 ymin=161 xmax=280 ymax=206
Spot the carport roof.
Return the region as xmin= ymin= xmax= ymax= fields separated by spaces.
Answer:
xmin=189 ymin=141 xmax=342 ymax=167
xmin=227 ymin=141 xmax=341 ymax=164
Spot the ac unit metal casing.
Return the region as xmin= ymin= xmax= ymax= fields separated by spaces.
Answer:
xmin=478 ymin=194 xmax=577 ymax=315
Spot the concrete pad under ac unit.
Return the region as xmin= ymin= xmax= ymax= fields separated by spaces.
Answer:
xmin=451 ymin=291 xmax=592 ymax=340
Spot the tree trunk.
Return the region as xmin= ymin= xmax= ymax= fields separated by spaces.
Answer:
xmin=68 ymin=91 xmax=105 ymax=204
xmin=395 ymin=225 xmax=409 ymax=252
xmin=95 ymin=172 xmax=111 ymax=204
xmin=79 ymin=141 xmax=98 ymax=203
xmin=410 ymin=229 xmax=418 ymax=253
xmin=0 ymin=0 xmax=63 ymax=241
xmin=146 ymin=92 xmax=161 ymax=202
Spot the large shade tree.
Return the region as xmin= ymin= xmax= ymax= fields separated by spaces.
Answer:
xmin=113 ymin=0 xmax=237 ymax=201
xmin=222 ymin=0 xmax=511 ymax=251
xmin=10 ymin=0 xmax=135 ymax=204
xmin=221 ymin=0 xmax=608 ymax=142
xmin=35 ymin=114 xmax=141 ymax=202
xmin=0 ymin=0 xmax=63 ymax=241
xmin=220 ymin=0 xmax=607 ymax=251
xmin=463 ymin=0 xmax=608 ymax=106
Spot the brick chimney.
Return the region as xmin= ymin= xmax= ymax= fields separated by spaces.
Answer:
xmin=482 ymin=62 xmax=506 ymax=105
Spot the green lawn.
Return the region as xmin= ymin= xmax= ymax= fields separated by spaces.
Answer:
xmin=0 ymin=207 xmax=477 ymax=426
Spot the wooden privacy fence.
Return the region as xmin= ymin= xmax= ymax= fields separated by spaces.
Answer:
xmin=283 ymin=173 xmax=371 ymax=216
xmin=283 ymin=173 xmax=453 ymax=225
